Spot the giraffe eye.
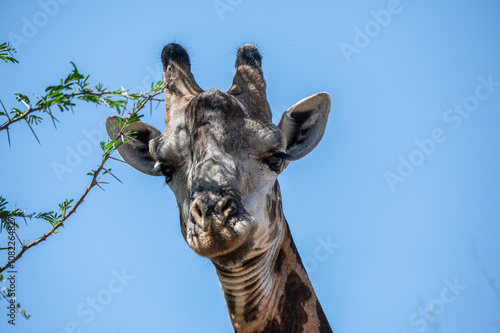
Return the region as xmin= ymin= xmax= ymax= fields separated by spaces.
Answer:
xmin=160 ymin=165 xmax=174 ymax=182
xmin=264 ymin=156 xmax=283 ymax=172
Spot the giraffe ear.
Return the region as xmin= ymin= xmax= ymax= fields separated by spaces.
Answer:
xmin=105 ymin=116 xmax=163 ymax=176
xmin=278 ymin=92 xmax=331 ymax=161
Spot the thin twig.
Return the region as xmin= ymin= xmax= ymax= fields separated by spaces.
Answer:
xmin=0 ymin=87 xmax=165 ymax=274
xmin=0 ymin=90 xmax=165 ymax=133
xmin=0 ymin=154 xmax=110 ymax=275
xmin=14 ymin=229 xmax=23 ymax=246
xmin=0 ymin=291 xmax=26 ymax=318
xmin=0 ymin=90 xmax=114 ymax=132
xmin=0 ymin=99 xmax=11 ymax=121
xmin=0 ymin=99 xmax=11 ymax=147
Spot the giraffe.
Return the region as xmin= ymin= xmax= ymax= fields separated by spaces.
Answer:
xmin=106 ymin=43 xmax=333 ymax=333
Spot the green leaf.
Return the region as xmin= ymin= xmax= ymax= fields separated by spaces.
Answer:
xmin=14 ymin=93 xmax=31 ymax=105
xmin=0 ymin=42 xmax=19 ymax=64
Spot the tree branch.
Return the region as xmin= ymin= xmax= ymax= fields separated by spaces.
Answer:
xmin=0 ymin=61 xmax=165 ymax=139
xmin=0 ymin=154 xmax=109 ymax=275
xmin=1 ymin=90 xmax=118 ymax=132
xmin=0 ymin=86 xmax=165 ymax=275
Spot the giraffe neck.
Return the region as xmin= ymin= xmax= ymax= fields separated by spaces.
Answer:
xmin=214 ymin=184 xmax=332 ymax=333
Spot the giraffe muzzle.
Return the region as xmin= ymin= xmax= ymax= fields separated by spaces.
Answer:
xmin=185 ymin=193 xmax=255 ymax=260
xmin=191 ymin=195 xmax=235 ymax=230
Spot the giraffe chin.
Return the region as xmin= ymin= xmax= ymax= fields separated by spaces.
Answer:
xmin=186 ymin=219 xmax=255 ymax=265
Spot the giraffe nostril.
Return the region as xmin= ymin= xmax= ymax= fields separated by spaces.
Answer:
xmin=219 ymin=197 xmax=234 ymax=218
xmin=191 ymin=196 xmax=235 ymax=225
xmin=192 ymin=201 xmax=204 ymax=223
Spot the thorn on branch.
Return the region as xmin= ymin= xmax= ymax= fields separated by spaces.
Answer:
xmin=109 ymin=156 xmax=126 ymax=164
xmin=101 ymin=166 xmax=122 ymax=183
xmin=24 ymin=119 xmax=40 ymax=145
xmin=47 ymin=107 xmax=59 ymax=129
xmin=20 ymin=99 xmax=30 ymax=109
xmin=6 ymin=128 xmax=10 ymax=147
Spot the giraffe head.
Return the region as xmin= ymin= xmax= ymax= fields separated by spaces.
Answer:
xmin=106 ymin=43 xmax=331 ymax=268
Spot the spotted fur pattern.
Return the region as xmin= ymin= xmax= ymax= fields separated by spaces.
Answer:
xmin=106 ymin=43 xmax=332 ymax=332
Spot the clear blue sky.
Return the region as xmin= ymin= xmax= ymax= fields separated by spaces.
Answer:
xmin=1 ymin=0 xmax=500 ymax=332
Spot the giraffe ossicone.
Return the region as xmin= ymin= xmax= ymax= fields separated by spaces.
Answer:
xmin=106 ymin=43 xmax=333 ymax=333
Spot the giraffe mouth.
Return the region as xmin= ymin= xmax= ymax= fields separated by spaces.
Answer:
xmin=185 ymin=213 xmax=255 ymax=261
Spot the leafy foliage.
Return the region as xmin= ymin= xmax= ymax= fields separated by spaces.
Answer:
xmin=0 ymin=197 xmax=24 ymax=230
xmin=1 ymin=60 xmax=163 ymax=136
xmin=0 ymin=42 xmax=18 ymax=64
xmin=0 ymin=41 xmax=165 ymax=320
